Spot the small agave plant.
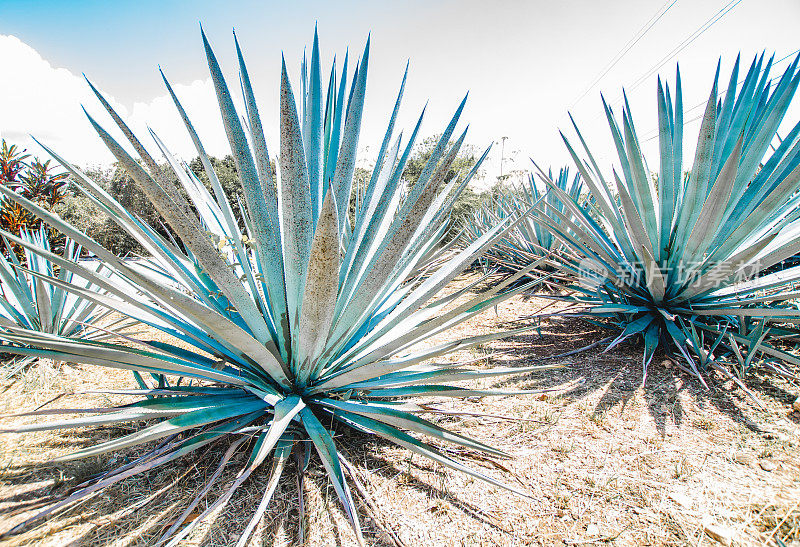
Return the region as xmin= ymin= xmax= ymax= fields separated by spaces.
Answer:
xmin=0 ymin=227 xmax=118 ymax=375
xmin=533 ymin=53 xmax=800 ymax=385
xmin=463 ymin=167 xmax=583 ymax=273
xmin=0 ymin=29 xmax=550 ymax=544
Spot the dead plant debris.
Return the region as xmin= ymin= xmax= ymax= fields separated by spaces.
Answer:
xmin=0 ymin=273 xmax=798 ymax=546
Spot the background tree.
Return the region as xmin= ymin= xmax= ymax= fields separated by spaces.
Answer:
xmin=61 ymin=164 xmax=166 ymax=256
xmin=402 ymin=135 xmax=479 ymax=187
xmin=403 ymin=135 xmax=484 ymax=240
xmin=188 ymin=154 xmax=246 ymax=207
xmin=62 ymin=154 xmax=255 ymax=256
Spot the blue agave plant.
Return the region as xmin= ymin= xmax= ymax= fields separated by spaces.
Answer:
xmin=533 ymin=53 xmax=800 ymax=385
xmin=0 ymin=29 xmax=550 ymax=544
xmin=0 ymin=227 xmax=121 ymax=374
xmin=463 ymin=167 xmax=583 ymax=273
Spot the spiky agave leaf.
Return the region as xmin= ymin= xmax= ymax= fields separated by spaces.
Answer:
xmin=0 ymin=29 xmax=554 ymax=544
xmin=534 ymin=53 xmax=800 ymax=384
xmin=462 ymin=166 xmax=584 ymax=274
xmin=0 ymin=227 xmax=123 ymax=374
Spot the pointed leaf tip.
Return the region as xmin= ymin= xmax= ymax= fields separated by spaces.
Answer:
xmin=83 ymin=76 xmax=100 ymax=96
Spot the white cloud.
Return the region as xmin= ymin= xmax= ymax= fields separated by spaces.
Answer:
xmin=3 ymin=25 xmax=797 ymax=192
xmin=0 ymin=34 xmax=112 ymax=166
xmin=128 ymin=78 xmax=230 ymax=162
xmin=0 ymin=34 xmax=236 ymax=170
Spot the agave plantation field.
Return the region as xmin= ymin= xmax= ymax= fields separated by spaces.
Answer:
xmin=1 ymin=284 xmax=798 ymax=546
xmin=0 ymin=25 xmax=799 ymax=547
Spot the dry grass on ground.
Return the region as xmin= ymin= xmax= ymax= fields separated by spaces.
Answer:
xmin=0 ymin=273 xmax=798 ymax=546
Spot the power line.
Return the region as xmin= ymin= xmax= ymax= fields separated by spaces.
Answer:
xmin=577 ymin=0 xmax=745 ymax=126
xmin=617 ymin=0 xmax=743 ymax=101
xmin=567 ymin=0 xmax=679 ymax=112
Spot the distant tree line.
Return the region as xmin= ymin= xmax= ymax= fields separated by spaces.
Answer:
xmin=1 ymin=136 xmax=494 ymax=257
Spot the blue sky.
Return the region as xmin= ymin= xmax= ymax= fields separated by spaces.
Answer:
xmin=1 ymin=0 xmax=799 ymax=188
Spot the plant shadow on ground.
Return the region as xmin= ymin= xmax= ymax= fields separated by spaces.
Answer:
xmin=1 ymin=282 xmax=799 ymax=545
xmin=0 ymin=416 xmax=525 ymax=546
xmin=485 ymin=306 xmax=793 ymax=438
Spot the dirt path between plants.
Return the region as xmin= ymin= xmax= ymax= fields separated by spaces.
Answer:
xmin=0 ymin=273 xmax=798 ymax=546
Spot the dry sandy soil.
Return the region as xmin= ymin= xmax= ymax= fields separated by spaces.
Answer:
xmin=0 ymin=273 xmax=798 ymax=546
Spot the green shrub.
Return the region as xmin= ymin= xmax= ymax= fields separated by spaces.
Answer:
xmin=0 ymin=140 xmax=68 ymax=245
